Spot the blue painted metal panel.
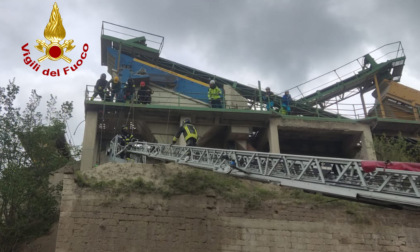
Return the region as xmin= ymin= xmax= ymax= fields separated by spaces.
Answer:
xmin=107 ymin=48 xmax=211 ymax=103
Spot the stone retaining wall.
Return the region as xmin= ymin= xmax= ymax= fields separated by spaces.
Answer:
xmin=56 ymin=174 xmax=420 ymax=252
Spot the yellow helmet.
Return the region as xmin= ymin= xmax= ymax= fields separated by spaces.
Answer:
xmin=113 ymin=76 xmax=119 ymax=82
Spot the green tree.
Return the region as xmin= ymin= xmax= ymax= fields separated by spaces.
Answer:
xmin=374 ymin=133 xmax=420 ymax=162
xmin=0 ymin=78 xmax=73 ymax=251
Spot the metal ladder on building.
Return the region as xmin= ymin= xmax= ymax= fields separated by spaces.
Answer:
xmin=109 ymin=137 xmax=420 ymax=208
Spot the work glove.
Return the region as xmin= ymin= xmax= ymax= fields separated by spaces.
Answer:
xmin=98 ymin=86 xmax=102 ymax=90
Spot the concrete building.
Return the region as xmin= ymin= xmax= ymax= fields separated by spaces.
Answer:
xmin=80 ymin=23 xmax=420 ymax=171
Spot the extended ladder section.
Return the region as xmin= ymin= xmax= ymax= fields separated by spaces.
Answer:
xmin=109 ymin=138 xmax=420 ymax=209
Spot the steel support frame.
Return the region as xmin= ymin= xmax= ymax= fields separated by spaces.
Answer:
xmin=108 ymin=138 xmax=420 ymax=207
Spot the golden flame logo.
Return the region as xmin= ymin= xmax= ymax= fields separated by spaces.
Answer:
xmin=34 ymin=2 xmax=75 ymax=63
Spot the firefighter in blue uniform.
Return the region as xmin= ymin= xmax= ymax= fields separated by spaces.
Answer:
xmin=172 ymin=119 xmax=198 ymax=146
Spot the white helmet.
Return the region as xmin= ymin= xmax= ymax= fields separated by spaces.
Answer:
xmin=210 ymin=80 xmax=215 ymax=85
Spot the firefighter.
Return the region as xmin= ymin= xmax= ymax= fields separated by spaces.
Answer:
xmin=172 ymin=119 xmax=198 ymax=146
xmin=121 ymin=126 xmax=134 ymax=145
xmin=124 ymin=78 xmax=136 ymax=103
xmin=208 ymin=80 xmax=222 ymax=108
xmin=138 ymin=81 xmax=153 ymax=104
xmin=119 ymin=126 xmax=134 ymax=159
xmin=109 ymin=76 xmax=122 ymax=102
xmin=91 ymin=73 xmax=109 ymax=101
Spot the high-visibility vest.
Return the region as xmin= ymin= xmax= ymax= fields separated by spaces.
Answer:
xmin=208 ymin=87 xmax=222 ymax=100
xmin=183 ymin=123 xmax=198 ymax=141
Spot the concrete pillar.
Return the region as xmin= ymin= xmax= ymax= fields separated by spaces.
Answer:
xmin=228 ymin=126 xmax=250 ymax=150
xmin=80 ymin=111 xmax=98 ymax=171
xmin=267 ymin=119 xmax=280 ymax=153
xmin=358 ymin=129 xmax=376 ymax=160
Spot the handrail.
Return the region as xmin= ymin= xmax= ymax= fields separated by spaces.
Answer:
xmin=102 ymin=21 xmax=165 ymax=54
xmin=85 ymin=83 xmax=420 ymax=121
xmin=282 ymin=42 xmax=405 ymax=102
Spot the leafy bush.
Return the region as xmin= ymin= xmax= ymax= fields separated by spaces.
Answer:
xmin=0 ymin=79 xmax=73 ymax=251
xmin=374 ymin=134 xmax=420 ymax=162
xmin=0 ymin=165 xmax=59 ymax=251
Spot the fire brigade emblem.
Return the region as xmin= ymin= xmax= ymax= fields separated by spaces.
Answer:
xmin=35 ymin=2 xmax=75 ymax=63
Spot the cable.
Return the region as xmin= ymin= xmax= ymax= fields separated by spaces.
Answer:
xmin=98 ymin=102 xmax=106 ymax=165
xmin=73 ymin=120 xmax=85 ymax=135
xmin=66 ymin=121 xmax=75 ymax=146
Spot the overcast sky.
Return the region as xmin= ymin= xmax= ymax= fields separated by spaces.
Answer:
xmin=1 ymin=0 xmax=420 ymax=146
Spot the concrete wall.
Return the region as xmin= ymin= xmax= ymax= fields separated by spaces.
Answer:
xmin=56 ymin=175 xmax=420 ymax=252
xmin=224 ymin=85 xmax=249 ymax=110
xmin=151 ymin=85 xmax=209 ymax=108
xmin=269 ymin=118 xmax=376 ymax=160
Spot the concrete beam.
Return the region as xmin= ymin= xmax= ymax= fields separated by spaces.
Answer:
xmin=135 ymin=121 xmax=158 ymax=142
xmin=229 ymin=126 xmax=250 ymax=141
xmin=81 ymin=111 xmax=98 ymax=171
xmin=235 ymin=140 xmax=247 ymax=150
xmin=198 ymin=125 xmax=226 ymax=147
xmin=274 ymin=118 xmax=376 ymax=159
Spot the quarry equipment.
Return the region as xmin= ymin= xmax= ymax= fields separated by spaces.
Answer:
xmin=99 ymin=22 xmax=412 ymax=119
xmin=92 ymin=23 xmax=420 ymax=210
xmin=108 ymin=138 xmax=420 ymax=209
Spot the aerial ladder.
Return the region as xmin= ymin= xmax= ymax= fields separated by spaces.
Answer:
xmin=108 ymin=137 xmax=420 ymax=209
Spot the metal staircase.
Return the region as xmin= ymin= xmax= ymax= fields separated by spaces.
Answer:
xmin=109 ymin=138 xmax=420 ymax=209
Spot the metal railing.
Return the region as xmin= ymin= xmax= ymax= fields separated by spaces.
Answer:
xmin=284 ymin=42 xmax=405 ymax=103
xmin=86 ymin=84 xmax=420 ymax=121
xmin=85 ymin=84 xmax=259 ymax=110
xmin=102 ymin=21 xmax=165 ymax=54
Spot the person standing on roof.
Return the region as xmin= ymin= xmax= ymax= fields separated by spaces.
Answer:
xmin=109 ymin=76 xmax=122 ymax=102
xmin=172 ymin=119 xmax=198 ymax=146
xmin=208 ymin=80 xmax=222 ymax=108
xmin=282 ymin=90 xmax=292 ymax=114
xmin=138 ymin=81 xmax=154 ymax=104
xmin=124 ymin=78 xmax=136 ymax=103
xmin=91 ymin=73 xmax=109 ymax=101
xmin=264 ymin=87 xmax=275 ymax=111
